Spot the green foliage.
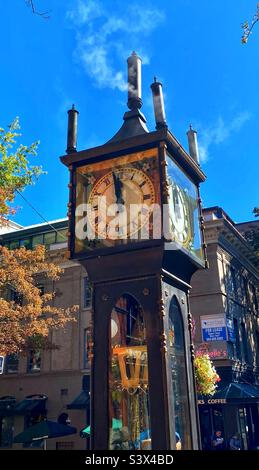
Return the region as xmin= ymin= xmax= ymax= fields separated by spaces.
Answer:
xmin=0 ymin=118 xmax=43 ymax=222
xmin=194 ymin=353 xmax=221 ymax=396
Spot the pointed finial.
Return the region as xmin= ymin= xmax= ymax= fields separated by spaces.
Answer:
xmin=66 ymin=105 xmax=79 ymax=154
xmin=187 ymin=125 xmax=200 ymax=164
xmin=127 ymin=52 xmax=142 ymax=110
xmin=150 ymin=79 xmax=167 ymax=129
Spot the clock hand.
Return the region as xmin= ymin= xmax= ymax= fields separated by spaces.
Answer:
xmin=112 ymin=171 xmax=125 ymax=205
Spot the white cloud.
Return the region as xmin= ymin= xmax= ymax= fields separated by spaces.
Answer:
xmin=67 ymin=0 xmax=165 ymax=91
xmin=198 ymin=111 xmax=251 ymax=163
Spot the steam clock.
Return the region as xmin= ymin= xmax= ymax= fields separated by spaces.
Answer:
xmin=61 ymin=52 xmax=207 ymax=450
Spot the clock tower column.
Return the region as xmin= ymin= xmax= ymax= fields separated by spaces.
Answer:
xmin=61 ymin=52 xmax=207 ymax=450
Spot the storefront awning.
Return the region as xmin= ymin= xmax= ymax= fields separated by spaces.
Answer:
xmin=14 ymin=395 xmax=47 ymax=414
xmin=67 ymin=390 xmax=90 ymax=410
xmin=223 ymin=383 xmax=259 ymax=400
xmin=198 ymin=382 xmax=259 ymax=405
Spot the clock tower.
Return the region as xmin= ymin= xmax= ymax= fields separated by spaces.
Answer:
xmin=61 ymin=52 xmax=207 ymax=450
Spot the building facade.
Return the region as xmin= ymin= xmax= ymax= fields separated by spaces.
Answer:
xmin=191 ymin=207 xmax=259 ymax=450
xmin=0 ymin=219 xmax=91 ymax=450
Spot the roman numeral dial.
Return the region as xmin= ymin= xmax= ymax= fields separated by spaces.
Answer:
xmin=88 ymin=167 xmax=156 ymax=238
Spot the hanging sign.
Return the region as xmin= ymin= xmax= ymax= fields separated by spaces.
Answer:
xmin=226 ymin=318 xmax=235 ymax=343
xmin=201 ymin=314 xmax=227 ymax=342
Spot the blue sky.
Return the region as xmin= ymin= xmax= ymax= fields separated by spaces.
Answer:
xmin=1 ymin=0 xmax=258 ymax=226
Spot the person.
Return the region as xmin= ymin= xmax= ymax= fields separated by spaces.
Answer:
xmin=175 ymin=431 xmax=182 ymax=450
xmin=229 ymin=433 xmax=241 ymax=450
xmin=211 ymin=430 xmax=225 ymax=450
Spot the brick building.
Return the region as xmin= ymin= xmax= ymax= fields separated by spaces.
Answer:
xmin=0 ymin=219 xmax=91 ymax=450
xmin=191 ymin=207 xmax=259 ymax=450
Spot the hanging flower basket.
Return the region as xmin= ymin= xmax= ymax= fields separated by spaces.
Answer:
xmin=194 ymin=353 xmax=221 ymax=396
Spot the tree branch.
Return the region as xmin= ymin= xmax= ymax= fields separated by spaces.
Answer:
xmin=242 ymin=4 xmax=259 ymax=43
xmin=25 ymin=0 xmax=50 ymax=19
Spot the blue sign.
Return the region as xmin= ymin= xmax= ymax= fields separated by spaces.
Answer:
xmin=0 ymin=356 xmax=4 ymax=374
xmin=202 ymin=327 xmax=227 ymax=342
xmin=226 ymin=318 xmax=235 ymax=343
xmin=201 ymin=315 xmax=227 ymax=342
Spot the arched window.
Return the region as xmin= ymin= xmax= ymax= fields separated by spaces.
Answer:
xmin=169 ymin=297 xmax=191 ymax=449
xmin=109 ymin=294 xmax=151 ymax=450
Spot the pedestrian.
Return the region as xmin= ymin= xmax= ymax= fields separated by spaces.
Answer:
xmin=211 ymin=430 xmax=225 ymax=450
xmin=175 ymin=431 xmax=182 ymax=450
xmin=229 ymin=433 xmax=241 ymax=450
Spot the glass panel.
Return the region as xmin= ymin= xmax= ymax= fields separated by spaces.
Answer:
xmin=169 ymin=297 xmax=191 ymax=449
xmin=166 ymin=153 xmax=203 ymax=261
xmin=5 ymin=354 xmax=19 ymax=374
xmin=238 ymin=408 xmax=248 ymax=450
xmin=56 ymin=229 xmax=67 ymax=243
xmin=43 ymin=232 xmax=56 ymax=247
xmin=19 ymin=238 xmax=32 ymax=249
xmin=0 ymin=416 xmax=14 ymax=447
xmin=75 ymin=148 xmax=160 ymax=253
xmin=9 ymin=240 xmax=19 ymax=250
xmin=199 ymin=407 xmax=212 ymax=450
xmin=109 ymin=294 xmax=151 ymax=450
xmin=32 ymin=234 xmax=44 ymax=248
xmin=83 ymin=278 xmax=92 ymax=309
xmin=28 ymin=350 xmax=41 ymax=372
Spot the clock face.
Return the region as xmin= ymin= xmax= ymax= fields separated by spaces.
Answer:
xmin=170 ymin=183 xmax=191 ymax=247
xmin=88 ymin=167 xmax=155 ymax=239
xmin=166 ymin=153 xmax=203 ymax=261
xmin=75 ymin=148 xmax=160 ymax=252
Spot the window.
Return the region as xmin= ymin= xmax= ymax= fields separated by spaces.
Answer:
xmin=230 ymin=267 xmax=237 ymax=297
xmin=251 ymin=284 xmax=258 ymax=312
xmin=27 ymin=350 xmax=41 ymax=373
xmin=8 ymin=288 xmax=23 ymax=305
xmin=36 ymin=284 xmax=44 ymax=296
xmin=241 ymin=323 xmax=249 ymax=363
xmin=256 ymin=331 xmax=259 ymax=367
xmin=9 ymin=240 xmax=19 ymax=250
xmin=83 ymin=278 xmax=92 ymax=309
xmin=241 ymin=277 xmax=249 ymax=305
xmin=5 ymin=354 xmax=19 ymax=374
xmin=43 ymin=232 xmax=56 ymax=247
xmin=233 ymin=318 xmax=241 ymax=360
xmin=32 ymin=234 xmax=44 ymax=248
xmin=109 ymin=294 xmax=151 ymax=450
xmin=169 ymin=297 xmax=191 ymax=450
xmin=20 ymin=238 xmax=32 ymax=249
xmin=56 ymin=230 xmax=67 ymax=243
xmin=0 ymin=416 xmax=14 ymax=448
xmin=83 ymin=328 xmax=91 ymax=368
